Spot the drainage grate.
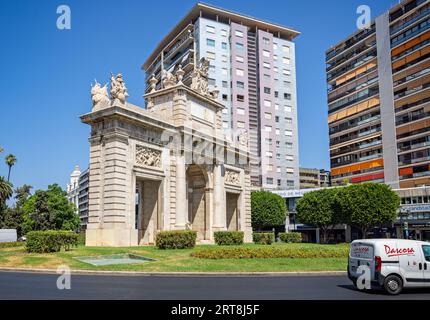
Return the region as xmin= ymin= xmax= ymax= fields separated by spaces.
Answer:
xmin=75 ymin=254 xmax=155 ymax=266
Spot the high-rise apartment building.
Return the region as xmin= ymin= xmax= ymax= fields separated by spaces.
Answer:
xmin=143 ymin=3 xmax=300 ymax=189
xmin=66 ymin=165 xmax=89 ymax=229
xmin=299 ymin=168 xmax=331 ymax=189
xmin=327 ymin=0 xmax=430 ymax=189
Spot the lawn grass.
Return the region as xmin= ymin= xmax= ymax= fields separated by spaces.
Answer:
xmin=0 ymin=243 xmax=349 ymax=272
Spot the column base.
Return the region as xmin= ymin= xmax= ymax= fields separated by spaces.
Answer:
xmin=85 ymin=229 xmax=138 ymax=247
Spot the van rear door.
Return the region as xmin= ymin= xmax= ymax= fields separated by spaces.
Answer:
xmin=420 ymin=244 xmax=430 ymax=285
xmin=349 ymin=242 xmax=374 ymax=279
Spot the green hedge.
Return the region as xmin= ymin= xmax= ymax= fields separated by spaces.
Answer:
xmin=214 ymin=231 xmax=244 ymax=246
xmin=26 ymin=230 xmax=79 ymax=253
xmin=156 ymin=230 xmax=197 ymax=249
xmin=0 ymin=242 xmax=25 ymax=249
xmin=279 ymin=232 xmax=302 ymax=243
xmin=253 ymin=232 xmax=274 ymax=245
xmin=191 ymin=246 xmax=349 ymax=259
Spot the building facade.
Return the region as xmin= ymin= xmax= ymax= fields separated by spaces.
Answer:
xmin=78 ymin=168 xmax=89 ymax=229
xmin=299 ymin=167 xmax=331 ymax=189
xmin=327 ymin=0 xmax=430 ymax=189
xmin=66 ymin=165 xmax=81 ymax=209
xmin=143 ymin=3 xmax=300 ymax=190
xmin=81 ymin=67 xmax=252 ymax=247
xmin=66 ymin=165 xmax=89 ymax=229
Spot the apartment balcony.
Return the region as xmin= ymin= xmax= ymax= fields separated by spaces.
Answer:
xmin=391 ymin=4 xmax=430 ymax=35
xmin=163 ymin=31 xmax=194 ymax=63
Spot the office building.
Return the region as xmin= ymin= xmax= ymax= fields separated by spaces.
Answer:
xmin=327 ymin=0 xmax=430 ymax=189
xmin=143 ymin=2 xmax=300 ymax=189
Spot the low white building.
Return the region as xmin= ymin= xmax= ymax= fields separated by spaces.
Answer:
xmin=66 ymin=165 xmax=81 ymax=210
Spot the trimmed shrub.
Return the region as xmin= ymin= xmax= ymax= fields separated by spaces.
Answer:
xmin=191 ymin=245 xmax=349 ymax=259
xmin=279 ymin=232 xmax=302 ymax=243
xmin=0 ymin=242 xmax=25 ymax=249
xmin=214 ymin=231 xmax=244 ymax=246
xmin=253 ymin=232 xmax=274 ymax=245
xmin=26 ymin=230 xmax=79 ymax=253
xmin=156 ymin=230 xmax=197 ymax=249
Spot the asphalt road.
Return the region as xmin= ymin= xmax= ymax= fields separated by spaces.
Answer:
xmin=1 ymin=272 xmax=430 ymax=300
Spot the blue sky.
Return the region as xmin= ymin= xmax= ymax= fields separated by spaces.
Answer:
xmin=0 ymin=0 xmax=397 ymax=192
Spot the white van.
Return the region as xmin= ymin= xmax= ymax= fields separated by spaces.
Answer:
xmin=348 ymin=239 xmax=430 ymax=295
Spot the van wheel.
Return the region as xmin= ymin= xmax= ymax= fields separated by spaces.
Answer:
xmin=383 ymin=275 xmax=403 ymax=295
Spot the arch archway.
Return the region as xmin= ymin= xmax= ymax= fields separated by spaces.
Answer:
xmin=187 ymin=165 xmax=208 ymax=241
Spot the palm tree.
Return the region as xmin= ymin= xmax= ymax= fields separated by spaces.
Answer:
xmin=0 ymin=176 xmax=13 ymax=204
xmin=5 ymin=154 xmax=17 ymax=182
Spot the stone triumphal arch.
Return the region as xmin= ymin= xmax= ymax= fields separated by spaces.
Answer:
xmin=81 ymin=62 xmax=253 ymax=246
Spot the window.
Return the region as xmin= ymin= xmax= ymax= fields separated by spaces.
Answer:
xmin=236 ymin=43 xmax=244 ymax=50
xmin=221 ymin=68 xmax=228 ymax=75
xmin=276 ymin=153 xmax=281 ymax=159
xmin=285 ymin=106 xmax=292 ymax=112
xmin=222 ymin=55 xmax=228 ymax=62
xmin=265 ymin=138 xmax=272 ymax=145
xmin=222 ymin=94 xmax=228 ymax=101
xmin=263 ymin=50 xmax=270 ymax=58
xmin=422 ymin=245 xmax=430 ymax=262
xmin=265 ymin=126 xmax=272 ymax=132
xmin=264 ymin=74 xmax=271 ymax=80
xmin=264 ymin=87 xmax=271 ymax=94
xmin=285 ymin=130 xmax=293 ymax=136
xmin=267 ymin=165 xmax=273 ymax=172
xmin=287 ymin=180 xmax=294 ymax=188
xmin=273 ymin=55 xmax=278 ymax=61
xmin=263 ymin=62 xmax=271 ymax=69
xmin=221 ymin=29 xmax=228 ymax=37
xmin=206 ymin=25 xmax=215 ymax=34
xmin=207 ymin=51 xmax=216 ymax=60
xmin=273 ymin=66 xmax=279 ymax=73
xmin=275 ymin=103 xmax=279 ymax=110
xmin=283 ymin=69 xmax=291 ymax=76
xmin=265 ymin=151 xmax=273 ymax=157
xmin=235 ymin=30 xmax=244 ymax=38
xmin=274 ymin=91 xmax=279 ymax=98
xmin=266 ymin=178 xmax=273 ymax=185
xmin=286 ymin=167 xmax=294 ymax=174
xmin=286 ymin=155 xmax=294 ymax=161
xmin=222 ymin=108 xmax=228 ymax=114
xmin=207 ymin=38 xmax=215 ymax=47
xmin=264 ymin=112 xmax=272 ymax=120
xmin=276 ymin=129 xmax=280 ymax=135
xmin=237 ymin=94 xmax=245 ymax=102
xmin=237 ymin=108 xmax=245 ymax=115
xmin=236 ymin=68 xmax=244 ymax=76
xmin=284 ymin=93 xmax=291 ymax=100
xmin=236 ymin=56 xmax=244 ymax=63
xmin=223 ymin=121 xmax=229 ymax=128
xmin=283 ymin=45 xmax=290 ymax=53
xmin=237 ymin=121 xmax=245 ymax=128
xmin=283 ymin=57 xmax=290 ymax=65
xmin=222 ymin=42 xmax=228 ymax=50
xmin=276 ymin=141 xmax=280 ymax=147
xmin=285 ymin=117 xmax=292 ymax=124
xmin=236 ymin=81 xmax=244 ymax=89
xmin=263 ymin=37 xmax=270 ymax=45
xmin=208 ymin=78 xmax=216 ymax=86
xmin=286 ymin=142 xmax=293 ymax=149
xmin=273 ymin=43 xmax=278 ymax=50
xmin=222 ymin=81 xmax=228 ymax=88
xmin=277 ymin=167 xmax=281 ymax=173
xmin=209 ymin=65 xmax=215 ymax=73
xmin=264 ymin=100 xmax=272 ymax=107
xmin=275 ymin=116 xmax=279 ymax=123
xmin=284 ymin=81 xmax=291 ymax=88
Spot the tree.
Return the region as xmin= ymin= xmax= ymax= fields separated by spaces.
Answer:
xmin=0 ymin=176 xmax=13 ymax=204
xmin=22 ymin=184 xmax=80 ymax=234
xmin=296 ymin=188 xmax=342 ymax=243
xmin=338 ymin=183 xmax=400 ymax=238
xmin=1 ymin=185 xmax=32 ymax=236
xmin=5 ymin=154 xmax=17 ymax=182
xmin=251 ymin=191 xmax=287 ymax=230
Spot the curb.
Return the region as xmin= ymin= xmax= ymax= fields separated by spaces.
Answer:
xmin=0 ymin=267 xmax=347 ymax=277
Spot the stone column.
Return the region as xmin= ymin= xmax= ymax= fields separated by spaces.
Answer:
xmin=175 ymin=153 xmax=187 ymax=228
xmin=213 ymin=164 xmax=226 ymax=230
